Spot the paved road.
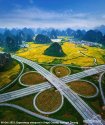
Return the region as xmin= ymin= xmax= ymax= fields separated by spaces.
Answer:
xmin=9 ymin=55 xmax=105 ymax=125
xmin=1 ymin=60 xmax=105 ymax=104
xmin=0 ymin=74 xmax=99 ymax=103
xmin=98 ymin=72 xmax=105 ymax=105
xmin=0 ymin=103 xmax=72 ymax=125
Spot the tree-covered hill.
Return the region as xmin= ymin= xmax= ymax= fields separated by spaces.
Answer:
xmin=0 ymin=53 xmax=12 ymax=71
xmin=44 ymin=42 xmax=66 ymax=57
xmin=35 ymin=34 xmax=52 ymax=44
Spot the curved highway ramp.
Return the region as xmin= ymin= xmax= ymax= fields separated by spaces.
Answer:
xmin=7 ymin=55 xmax=105 ymax=125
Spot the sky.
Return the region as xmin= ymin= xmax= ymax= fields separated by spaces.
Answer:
xmin=0 ymin=0 xmax=105 ymax=29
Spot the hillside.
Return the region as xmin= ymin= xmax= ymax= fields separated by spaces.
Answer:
xmin=0 ymin=53 xmax=12 ymax=71
xmin=35 ymin=34 xmax=51 ymax=44
xmin=44 ymin=42 xmax=66 ymax=57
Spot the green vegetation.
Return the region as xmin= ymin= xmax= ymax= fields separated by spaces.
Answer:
xmin=0 ymin=106 xmax=41 ymax=123
xmin=44 ymin=42 xmax=66 ymax=57
xmin=35 ymin=88 xmax=63 ymax=113
xmin=0 ymin=28 xmax=34 ymax=52
xmin=20 ymin=72 xmax=47 ymax=86
xmin=4 ymin=93 xmax=83 ymax=125
xmin=67 ymin=81 xmax=97 ymax=97
xmin=17 ymin=42 xmax=105 ymax=66
xmin=81 ymin=75 xmax=105 ymax=119
xmin=0 ymin=34 xmax=105 ymax=124
xmin=51 ymin=58 xmax=63 ymax=64
xmin=35 ymin=34 xmax=51 ymax=44
xmin=4 ymin=36 xmax=19 ymax=52
xmin=102 ymin=73 xmax=105 ymax=96
xmin=82 ymin=95 xmax=105 ymax=120
xmin=0 ymin=53 xmax=12 ymax=71
xmin=50 ymin=98 xmax=83 ymax=124
xmin=83 ymin=30 xmax=103 ymax=44
xmin=51 ymin=65 xmax=71 ymax=78
xmin=0 ymin=64 xmax=34 ymax=93
xmin=0 ymin=94 xmax=43 ymax=123
xmin=0 ymin=60 xmax=21 ymax=89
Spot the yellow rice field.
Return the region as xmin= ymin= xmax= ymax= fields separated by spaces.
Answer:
xmin=16 ymin=42 xmax=105 ymax=67
xmin=0 ymin=62 xmax=20 ymax=88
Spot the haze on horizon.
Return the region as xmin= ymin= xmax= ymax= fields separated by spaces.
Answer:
xmin=0 ymin=0 xmax=105 ymax=30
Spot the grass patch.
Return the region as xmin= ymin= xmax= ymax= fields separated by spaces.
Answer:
xmin=102 ymin=74 xmax=105 ymax=96
xmin=5 ymin=92 xmax=83 ymax=124
xmin=0 ymin=106 xmax=42 ymax=123
xmin=21 ymin=72 xmax=47 ymax=86
xmin=51 ymin=65 xmax=71 ymax=78
xmin=35 ymin=88 xmax=62 ymax=113
xmin=67 ymin=81 xmax=97 ymax=96
xmin=82 ymin=95 xmax=105 ymax=120
xmin=80 ymin=75 xmax=105 ymax=119
xmin=0 ymin=64 xmax=36 ymax=93
xmin=50 ymin=98 xmax=83 ymax=125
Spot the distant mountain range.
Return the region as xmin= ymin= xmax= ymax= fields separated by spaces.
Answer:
xmin=0 ymin=26 xmax=105 ymax=51
xmin=95 ymin=25 xmax=105 ymax=34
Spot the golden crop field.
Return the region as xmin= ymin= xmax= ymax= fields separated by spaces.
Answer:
xmin=0 ymin=61 xmax=20 ymax=89
xmin=0 ymin=47 xmax=3 ymax=52
xmin=16 ymin=42 xmax=105 ymax=67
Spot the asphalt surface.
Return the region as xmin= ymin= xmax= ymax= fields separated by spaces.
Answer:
xmin=0 ymin=103 xmax=73 ymax=125
xmin=7 ymin=55 xmax=104 ymax=125
xmin=98 ymin=72 xmax=105 ymax=105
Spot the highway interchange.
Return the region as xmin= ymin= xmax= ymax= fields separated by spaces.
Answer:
xmin=0 ymin=55 xmax=105 ymax=125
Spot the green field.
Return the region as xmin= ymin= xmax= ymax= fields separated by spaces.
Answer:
xmin=20 ymin=71 xmax=47 ymax=86
xmin=67 ymin=81 xmax=97 ymax=97
xmin=51 ymin=65 xmax=71 ymax=77
xmin=35 ymin=88 xmax=63 ymax=113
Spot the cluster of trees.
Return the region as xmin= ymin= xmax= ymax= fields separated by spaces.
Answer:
xmin=35 ymin=34 xmax=51 ymax=44
xmin=0 ymin=53 xmax=12 ymax=71
xmin=83 ymin=30 xmax=105 ymax=45
xmin=0 ymin=28 xmax=34 ymax=52
xmin=44 ymin=42 xmax=66 ymax=57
